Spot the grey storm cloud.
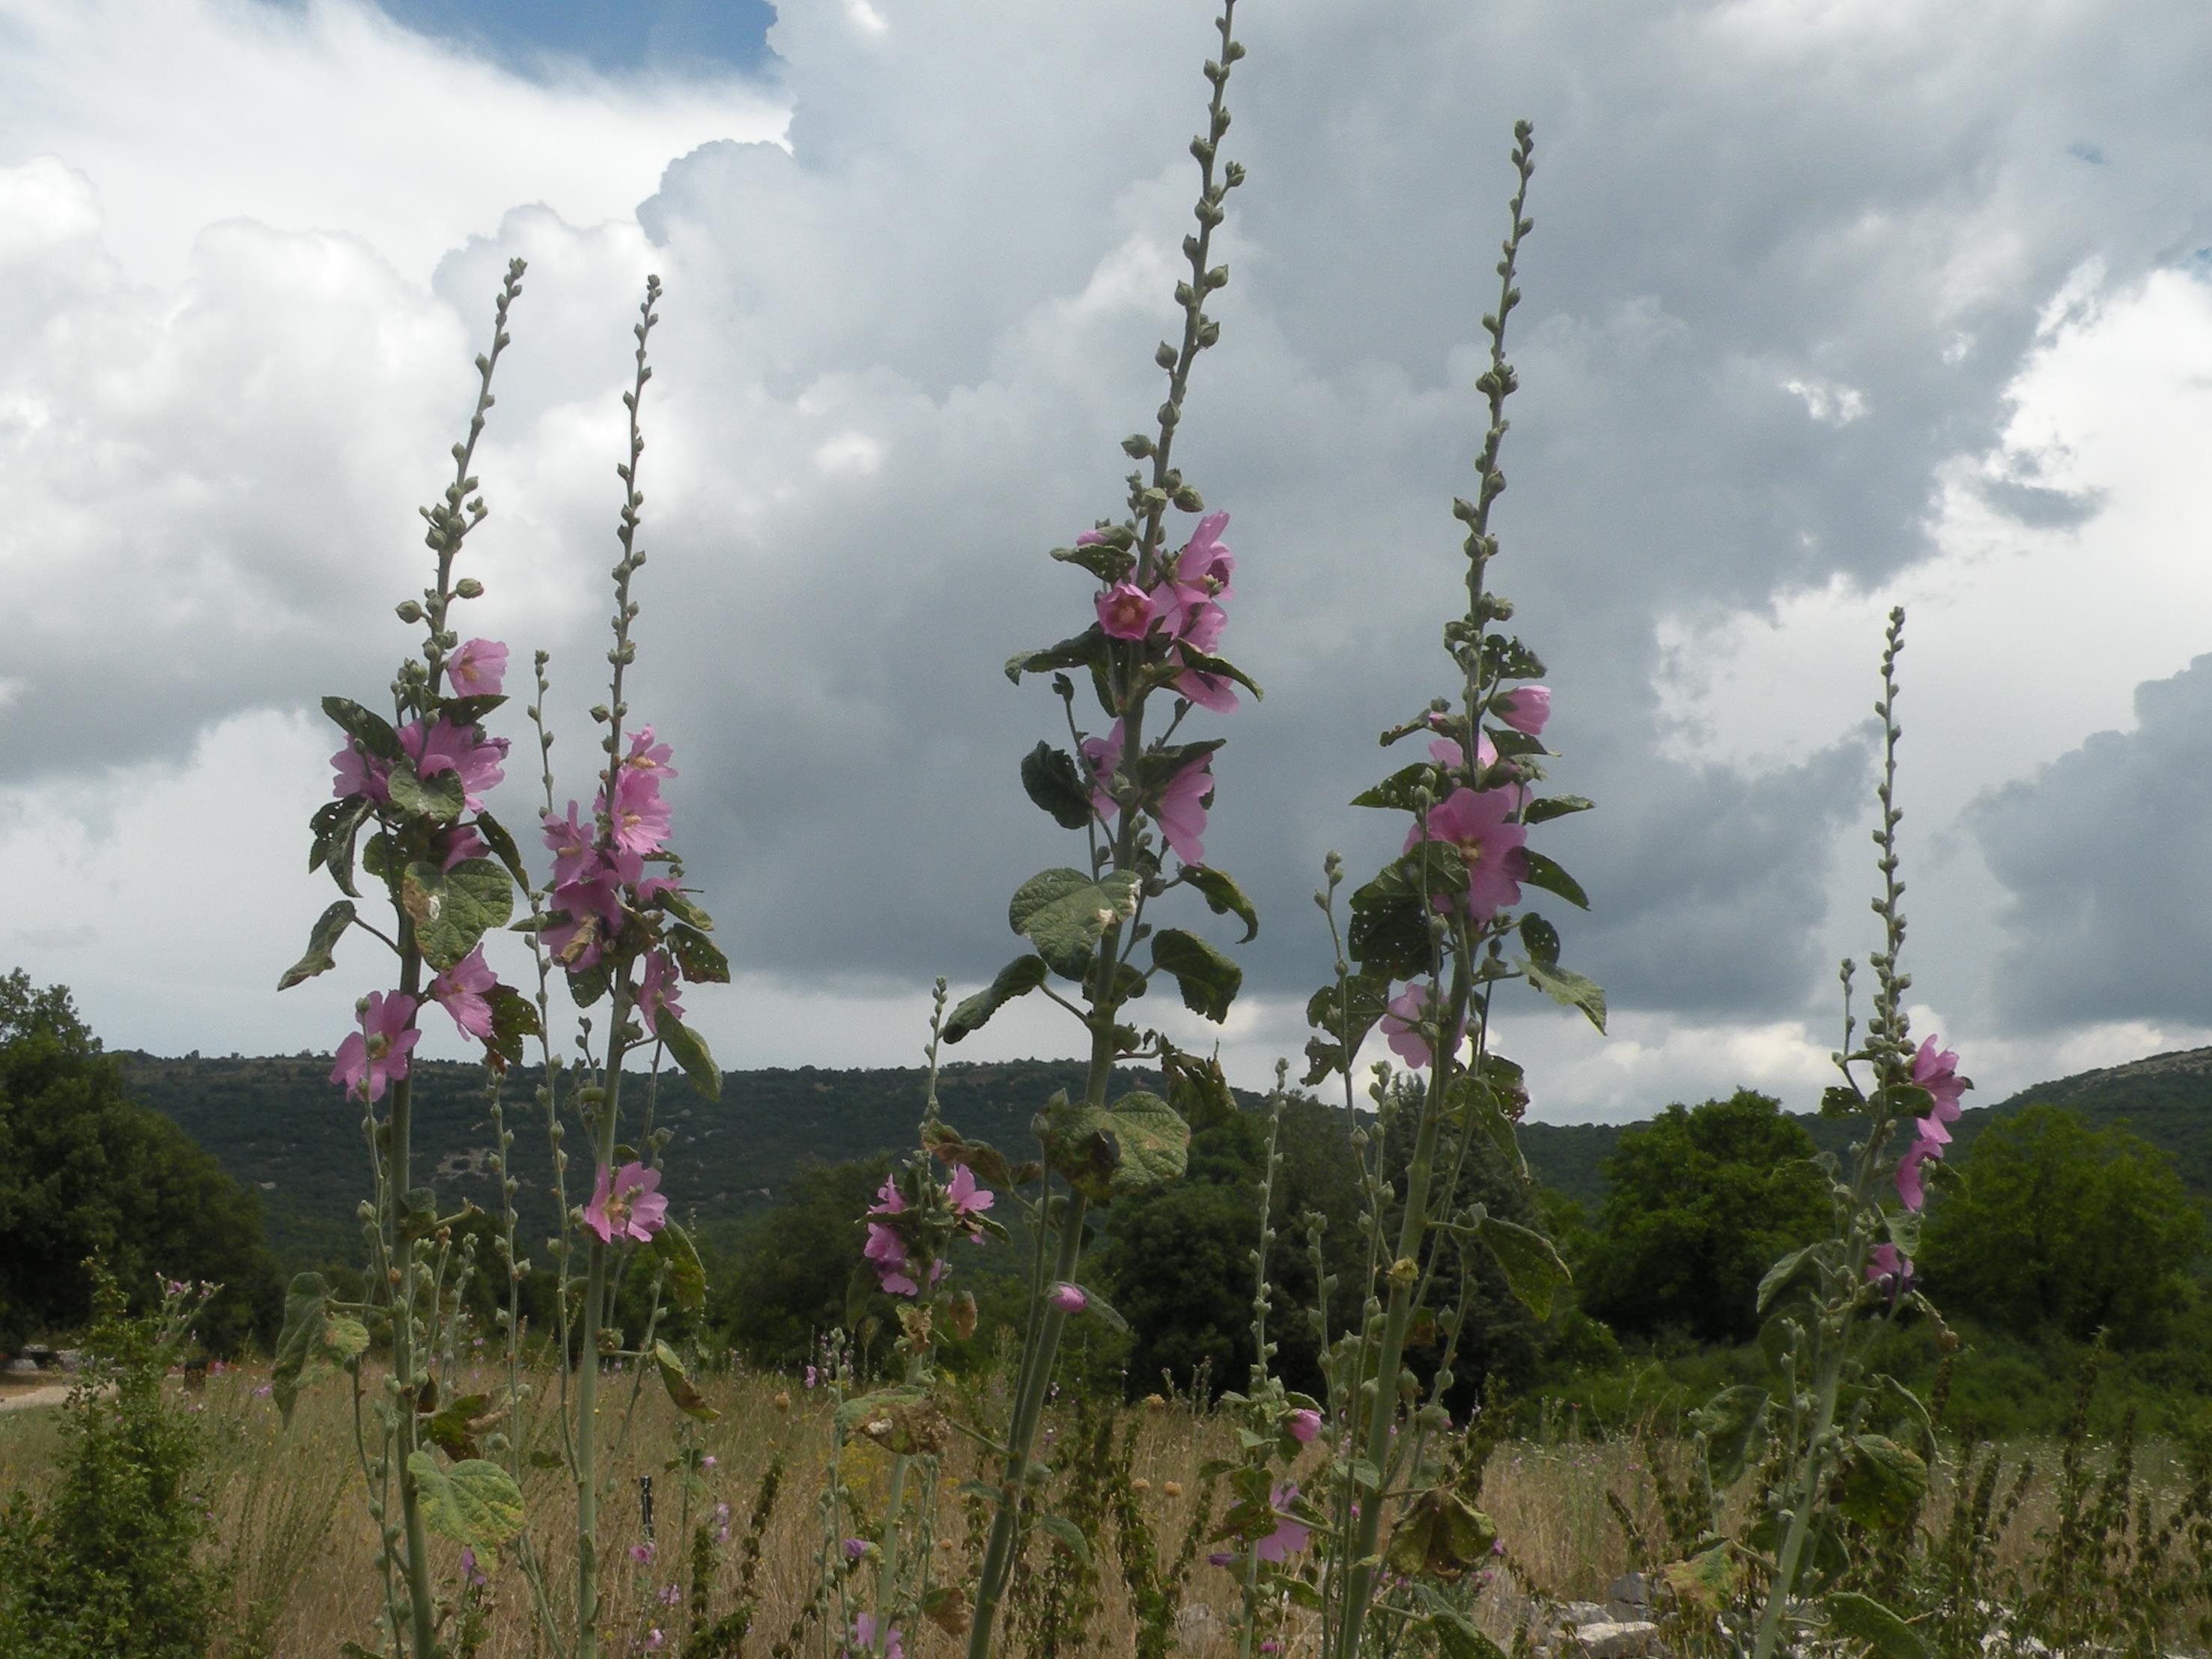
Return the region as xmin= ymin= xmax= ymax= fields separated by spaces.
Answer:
xmin=1971 ymin=654 xmax=2212 ymax=1028
xmin=10 ymin=0 xmax=2212 ymax=1051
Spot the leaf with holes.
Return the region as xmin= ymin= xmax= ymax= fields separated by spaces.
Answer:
xmin=657 ymin=1013 xmax=722 ymax=1101
xmin=1151 ymin=928 xmax=1242 ymax=1022
xmin=1021 ymin=743 xmax=1096 ymax=831
xmin=1009 ymin=868 xmax=1141 ymax=979
xmin=1476 ymin=1215 xmax=1570 ymax=1319
xmin=944 ymin=956 xmax=1050 ymax=1043
xmin=1179 ymin=864 xmax=1258 ymax=943
xmin=401 ymin=859 xmax=512 ymax=970
xmin=407 ymin=1452 xmax=526 ymax=1550
xmin=1038 ymin=1090 xmax=1189 ymax=1204
xmin=279 ymin=901 xmax=356 ymax=991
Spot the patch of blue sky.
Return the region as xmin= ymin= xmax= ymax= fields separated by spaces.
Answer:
xmin=266 ymin=0 xmax=779 ymax=79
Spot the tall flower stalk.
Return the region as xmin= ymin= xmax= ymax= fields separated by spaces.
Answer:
xmin=1288 ymin=123 xmax=1603 ymax=1659
xmin=275 ymin=261 xmax=541 ymax=1659
xmin=928 ymin=7 xmax=1260 ymax=1655
xmin=523 ymin=274 xmax=731 ymax=1659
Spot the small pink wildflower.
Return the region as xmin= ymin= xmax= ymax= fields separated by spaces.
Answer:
xmin=430 ymin=945 xmax=499 ymax=1041
xmin=1495 ymin=685 xmax=1550 ymax=737
xmin=448 ymin=638 xmax=508 ymax=697
xmin=331 ymin=991 xmax=419 ymax=1104
xmin=1406 ymin=788 xmax=1527 ymax=920
xmin=607 ymin=767 xmax=672 ymax=856
xmin=542 ymin=801 xmax=597 ymax=886
xmin=1911 ymin=1035 xmax=1969 ymax=1142
xmin=629 ymin=1541 xmax=654 ymax=1566
xmin=1286 ymin=1408 xmax=1322 ymax=1444
xmin=1096 ymin=581 xmax=1155 ymax=640
xmin=1896 ymin=1136 xmax=1941 ymax=1213
xmin=460 ymin=1547 xmax=487 ymax=1588
xmin=625 ymin=725 xmax=678 ymax=777
xmin=804 ymin=1366 xmax=818 ymax=1389
xmin=852 ymin=1613 xmax=904 ymax=1659
xmin=1379 ymin=980 xmax=1456 ymax=1070
xmin=638 ymin=947 xmax=684 ymax=1038
xmin=585 ymin=1162 xmax=669 ymax=1245
xmin=843 ymin=1538 xmax=867 ymax=1560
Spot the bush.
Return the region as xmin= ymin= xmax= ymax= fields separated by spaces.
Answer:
xmin=0 ymin=1269 xmax=227 ymax=1657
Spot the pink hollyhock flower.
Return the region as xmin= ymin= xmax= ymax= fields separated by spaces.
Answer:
xmin=1255 ymin=1482 xmax=1310 ymax=1563
xmin=449 ymin=639 xmax=508 ymax=697
xmin=1405 ymin=788 xmax=1528 ymax=920
xmin=1495 ymin=685 xmax=1550 ymax=737
xmin=607 ymin=767 xmax=672 ymax=856
xmin=628 ymin=1542 xmax=654 ymax=1566
xmin=331 ymin=992 xmax=420 ymax=1104
xmin=461 ymin=1546 xmax=487 ymax=1589
xmin=1049 ymin=1282 xmax=1087 ymax=1314
xmin=625 ymin=725 xmax=678 ymax=778
xmin=1428 ymin=731 xmax=1500 ymax=775
xmin=541 ymin=802 xmax=597 ymax=887
xmin=843 ymin=1538 xmax=867 ymax=1561
xmin=1167 ymin=600 xmax=1239 ymax=711
xmin=644 ymin=1631 xmax=665 ymax=1652
xmin=1896 ymin=1136 xmax=1941 ymax=1213
xmin=404 ymin=719 xmax=508 ymax=812
xmin=1379 ymin=980 xmax=1456 ymax=1070
xmin=864 ymin=1176 xmax=922 ymax=1294
xmin=947 ymin=1163 xmax=995 ymax=1239
xmin=1867 ymin=1243 xmax=1915 ymax=1289
xmin=437 ymin=824 xmax=487 ymax=871
xmin=546 ymin=867 xmax=625 ymax=970
xmin=584 ymin=1162 xmax=669 ymax=1245
xmin=1081 ymin=721 xmax=1125 ymax=818
xmin=431 ymin=946 xmax=498 ymax=1041
xmin=1157 ymin=756 xmax=1212 ymax=865
xmin=331 ymin=739 xmax=391 ymax=804
xmin=1096 ymin=581 xmax=1155 ymax=640
xmin=1286 ymin=1408 xmax=1322 ymax=1443
xmin=804 ymin=1366 xmax=818 ymax=1389
xmin=1155 ymin=511 xmax=1233 ymax=635
xmin=852 ymin=1613 xmax=904 ymax=1659
xmin=1911 ymin=1035 xmax=1969 ymax=1142
xmin=638 ymin=948 xmax=684 ymax=1038
xmin=1076 ymin=529 xmax=1111 ymax=547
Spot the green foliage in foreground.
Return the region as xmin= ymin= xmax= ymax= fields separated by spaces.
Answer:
xmin=0 ymin=1272 xmax=226 ymax=1657
xmin=0 ymin=972 xmax=283 ymax=1352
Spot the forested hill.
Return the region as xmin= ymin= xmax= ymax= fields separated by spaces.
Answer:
xmin=120 ymin=1044 xmax=2212 ymax=1267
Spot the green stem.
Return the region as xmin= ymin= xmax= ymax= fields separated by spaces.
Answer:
xmin=386 ymin=943 xmax=438 ymax=1659
xmin=574 ymin=1022 xmax=629 ymax=1659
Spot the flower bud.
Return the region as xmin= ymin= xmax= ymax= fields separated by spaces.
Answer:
xmin=455 ymin=577 xmax=484 ymax=600
xmin=395 ymin=600 xmax=425 ymax=624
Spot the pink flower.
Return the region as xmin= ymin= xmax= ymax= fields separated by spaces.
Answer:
xmin=460 ymin=1547 xmax=487 ymax=1588
xmin=1096 ymin=581 xmax=1155 ymax=640
xmin=331 ymin=991 xmax=419 ymax=1103
xmin=1896 ymin=1136 xmax=1941 ymax=1213
xmin=585 ymin=1162 xmax=669 ymax=1245
xmin=546 ymin=868 xmax=625 ymax=971
xmin=542 ymin=802 xmax=597 ymax=887
xmin=1049 ymin=1282 xmax=1087 ymax=1314
xmin=638 ymin=948 xmax=684 ymax=1038
xmin=644 ymin=1634 xmax=665 ymax=1653
xmin=843 ymin=1538 xmax=867 ymax=1560
xmin=449 ymin=639 xmax=508 ymax=698
xmin=852 ymin=1614 xmax=904 ymax=1659
xmin=1911 ymin=1035 xmax=1969 ymax=1142
xmin=1405 ymin=788 xmax=1527 ymax=920
xmin=1255 ymin=1482 xmax=1310 ymax=1563
xmin=804 ymin=1366 xmax=818 ymax=1389
xmin=1081 ymin=720 xmax=1124 ymax=818
xmin=607 ymin=767 xmax=672 ymax=856
xmin=1155 ymin=511 xmax=1233 ymax=636
xmin=1156 ymin=757 xmax=1212 ymax=865
xmin=948 ymin=1164 xmax=997 ymax=1243
xmin=1168 ymin=601 xmax=1239 ymax=711
xmin=1286 ymin=1408 xmax=1322 ymax=1444
xmin=1428 ymin=731 xmax=1500 ymax=775
xmin=629 ymin=1542 xmax=655 ymax=1566
xmin=1076 ymin=529 xmax=1111 ymax=547
xmin=625 ymin=725 xmax=678 ymax=778
xmin=431 ymin=946 xmax=499 ymax=1041
xmin=1379 ymin=981 xmax=1457 ymax=1070
xmin=331 ymin=739 xmax=391 ymax=804
xmin=1495 ymin=685 xmax=1550 ymax=737
xmin=1868 ymin=1243 xmax=1915 ymax=1289
xmin=404 ymin=719 xmax=508 ymax=812
xmin=437 ymin=824 xmax=487 ymax=871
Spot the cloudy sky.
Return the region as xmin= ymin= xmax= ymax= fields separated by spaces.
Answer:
xmin=6 ymin=0 xmax=2212 ymax=1124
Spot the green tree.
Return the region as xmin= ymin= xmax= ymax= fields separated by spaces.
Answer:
xmin=1581 ymin=1089 xmax=1829 ymax=1346
xmin=711 ymin=1157 xmax=892 ymax=1368
xmin=0 ymin=972 xmax=282 ymax=1352
xmin=1921 ymin=1104 xmax=2208 ymax=1347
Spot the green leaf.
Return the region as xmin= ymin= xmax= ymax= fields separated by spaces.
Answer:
xmin=1038 ymin=1089 xmax=1190 ymax=1203
xmin=1690 ymin=1385 xmax=1770 ymax=1488
xmin=278 ymin=901 xmax=356 ymax=992
xmin=1301 ymin=973 xmax=1394 ymax=1086
xmin=1351 ymin=761 xmax=1445 ymax=812
xmin=650 ymin=1220 xmax=707 ymax=1313
xmin=1051 ymin=541 xmax=1134 ymax=582
xmin=1008 ymin=868 xmax=1141 ymax=979
xmin=1158 ymin=1044 xmax=1236 ymax=1131
xmin=1035 ymin=1515 xmax=1092 ymax=1566
xmin=471 ymin=811 xmax=532 ymax=888
xmin=309 ymin=798 xmax=374 ymax=898
xmin=322 ymin=695 xmax=402 ymax=760
xmin=271 ymin=1272 xmax=332 ymax=1426
xmin=1179 ymin=865 xmax=1258 ymax=943
xmin=1150 ymin=928 xmax=1242 ymax=1023
xmin=323 ymin=1318 xmax=370 ymax=1363
xmin=922 ymin=1124 xmax=1022 ymax=1190
xmin=653 ymin=1340 xmax=720 ymax=1422
xmin=1065 ymin=1285 xmax=1128 ymax=1332
xmin=407 ymin=1452 xmax=526 ymax=1550
xmin=1475 ymin=1214 xmax=1570 ymax=1319
xmin=1386 ymin=1487 xmax=1498 ymax=1578
xmin=440 ymin=692 xmax=507 ymax=727
xmin=484 ymin=987 xmax=540 ymax=1071
xmin=835 ymin=1386 xmax=945 ymax=1455
xmin=1428 ymin=1610 xmax=1510 ymax=1659
xmin=1660 ymin=1544 xmax=1745 ymax=1616
xmin=1168 ymin=647 xmax=1262 ymax=702
xmin=1517 ymin=850 xmax=1589 ymax=910
xmin=1021 ymin=743 xmax=1096 ymax=831
xmin=401 ymin=858 xmax=514 ymax=971
xmin=1820 ymin=1083 xmax=1865 ymax=1118
xmin=426 ymin=1392 xmax=496 ymax=1460
xmin=387 ymin=759 xmax=465 ymax=824
xmin=1522 ymin=957 xmax=1606 ymax=1032
xmin=1822 ymin=1591 xmax=1930 ymax=1659
xmin=666 ymin=922 xmax=731 ymax=985
xmin=1522 ymin=794 xmax=1593 ymax=825
xmin=652 ymin=886 xmax=715 ymax=931
xmin=1832 ymin=1436 xmax=1927 ymax=1532
xmin=1346 ymin=851 xmax=1466 ymax=981
xmin=1006 ymin=625 xmax=1108 ymax=685
xmin=1758 ymin=1244 xmax=1821 ymax=1314
xmin=944 ymin=956 xmax=1051 ymax=1044
xmin=1884 ymin=1208 xmax=1922 ymax=1257
xmin=656 ymin=1014 xmax=722 ymax=1101
xmin=1478 ymin=634 xmax=1546 ymax=681
xmin=1518 ymin=911 xmax=1561 ymax=967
